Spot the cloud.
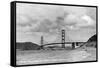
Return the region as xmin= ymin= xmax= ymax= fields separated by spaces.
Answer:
xmin=16 ymin=3 xmax=65 ymax=33
xmin=80 ymin=15 xmax=95 ymax=26
xmin=17 ymin=3 xmax=96 ymax=32
xmin=16 ymin=3 xmax=96 ymax=43
xmin=17 ymin=3 xmax=64 ymax=22
xmin=30 ymin=19 xmax=58 ymax=33
xmin=64 ymin=14 xmax=95 ymax=30
xmin=63 ymin=6 xmax=87 ymax=16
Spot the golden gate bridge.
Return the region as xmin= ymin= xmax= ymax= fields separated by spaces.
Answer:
xmin=40 ymin=29 xmax=85 ymax=49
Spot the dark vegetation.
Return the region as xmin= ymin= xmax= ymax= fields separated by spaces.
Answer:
xmin=86 ymin=34 xmax=97 ymax=48
xmin=16 ymin=42 xmax=41 ymax=50
xmin=87 ymin=34 xmax=97 ymax=42
xmin=81 ymin=34 xmax=97 ymax=48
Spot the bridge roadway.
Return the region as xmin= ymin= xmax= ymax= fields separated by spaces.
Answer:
xmin=42 ymin=42 xmax=86 ymax=46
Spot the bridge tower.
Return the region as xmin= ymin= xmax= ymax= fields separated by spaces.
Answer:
xmin=40 ymin=36 xmax=44 ymax=49
xmin=61 ymin=29 xmax=65 ymax=48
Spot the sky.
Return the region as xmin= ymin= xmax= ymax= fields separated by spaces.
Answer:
xmin=16 ymin=3 xmax=96 ymax=44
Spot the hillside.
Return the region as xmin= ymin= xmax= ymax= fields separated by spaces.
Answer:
xmin=81 ymin=34 xmax=97 ymax=48
xmin=16 ymin=42 xmax=41 ymax=50
xmin=86 ymin=34 xmax=97 ymax=47
xmin=87 ymin=34 xmax=97 ymax=42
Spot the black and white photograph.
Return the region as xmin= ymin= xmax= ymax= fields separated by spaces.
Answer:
xmin=12 ymin=1 xmax=97 ymax=66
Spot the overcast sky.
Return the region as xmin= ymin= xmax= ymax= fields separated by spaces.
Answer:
xmin=16 ymin=3 xmax=96 ymax=44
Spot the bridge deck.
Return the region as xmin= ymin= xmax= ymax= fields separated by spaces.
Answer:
xmin=42 ymin=42 xmax=86 ymax=46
